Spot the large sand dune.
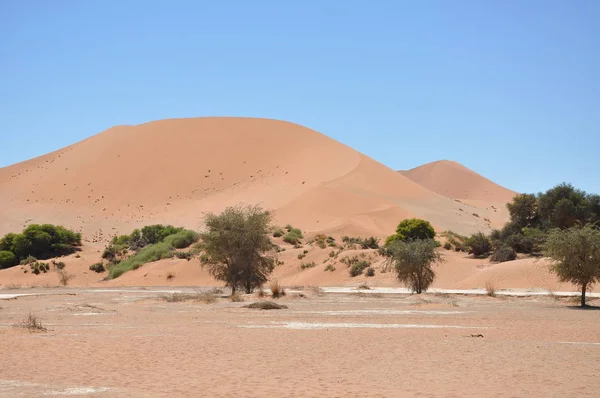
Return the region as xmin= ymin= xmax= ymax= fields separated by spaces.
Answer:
xmin=399 ymin=159 xmax=517 ymax=203
xmin=4 ymin=117 xmax=567 ymax=291
xmin=0 ymin=118 xmax=509 ymax=242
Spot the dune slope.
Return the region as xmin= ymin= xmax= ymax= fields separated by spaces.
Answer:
xmin=399 ymin=160 xmax=517 ymax=203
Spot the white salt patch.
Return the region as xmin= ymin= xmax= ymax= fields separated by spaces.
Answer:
xmin=44 ymin=387 xmax=111 ymax=395
xmin=71 ymin=313 xmax=113 ymax=316
xmin=241 ymin=322 xmax=486 ymax=330
xmin=297 ymin=309 xmax=468 ymax=316
xmin=555 ymin=341 xmax=600 ymax=346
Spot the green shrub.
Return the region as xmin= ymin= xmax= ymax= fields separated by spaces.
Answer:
xmin=385 ymin=219 xmax=436 ymax=246
xmin=465 ymin=232 xmax=492 ymax=257
xmin=443 ymin=242 xmax=452 ymax=250
xmin=163 ymin=230 xmax=199 ymax=249
xmin=0 ymin=250 xmax=17 ymax=268
xmin=52 ymin=260 xmax=66 ymax=270
xmin=297 ymin=253 xmax=306 ymax=260
xmin=325 ymin=264 xmax=336 ymax=272
xmin=365 ymin=267 xmax=375 ymax=277
xmin=490 ymin=246 xmax=517 ymax=263
xmin=272 ymin=228 xmax=285 ymax=238
xmin=283 ymin=229 xmax=303 ymax=245
xmin=109 ymin=242 xmax=174 ymax=279
xmin=89 ymin=262 xmax=106 ymax=273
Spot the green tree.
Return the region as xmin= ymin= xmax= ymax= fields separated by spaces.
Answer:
xmin=537 ymin=183 xmax=589 ymax=229
xmin=465 ymin=232 xmax=492 ymax=257
xmin=199 ymin=204 xmax=277 ymax=295
xmin=383 ymin=239 xmax=444 ymax=294
xmin=385 ymin=218 xmax=436 ymax=246
xmin=506 ymin=193 xmax=539 ymax=229
xmin=544 ymin=224 xmax=600 ymax=307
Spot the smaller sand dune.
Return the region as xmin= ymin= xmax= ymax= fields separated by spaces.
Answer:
xmin=399 ymin=160 xmax=517 ymax=203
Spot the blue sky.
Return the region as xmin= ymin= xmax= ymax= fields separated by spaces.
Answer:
xmin=1 ymin=0 xmax=598 ymax=194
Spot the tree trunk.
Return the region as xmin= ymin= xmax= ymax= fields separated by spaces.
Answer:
xmin=581 ymin=283 xmax=587 ymax=307
xmin=231 ymin=285 xmax=236 ymax=297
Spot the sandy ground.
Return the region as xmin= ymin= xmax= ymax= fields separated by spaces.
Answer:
xmin=1 ymin=287 xmax=599 ymax=397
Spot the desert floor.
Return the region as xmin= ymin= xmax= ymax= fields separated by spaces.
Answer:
xmin=1 ymin=287 xmax=599 ymax=397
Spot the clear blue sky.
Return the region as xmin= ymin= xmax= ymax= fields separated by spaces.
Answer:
xmin=1 ymin=0 xmax=598 ymax=194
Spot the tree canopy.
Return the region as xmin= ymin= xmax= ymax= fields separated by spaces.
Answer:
xmin=385 ymin=218 xmax=436 ymax=246
xmin=544 ymin=224 xmax=600 ymax=306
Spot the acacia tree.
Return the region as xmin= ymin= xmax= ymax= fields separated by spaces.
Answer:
xmin=384 ymin=238 xmax=444 ymax=294
xmin=199 ymin=204 xmax=277 ymax=295
xmin=385 ymin=218 xmax=436 ymax=246
xmin=545 ymin=224 xmax=600 ymax=307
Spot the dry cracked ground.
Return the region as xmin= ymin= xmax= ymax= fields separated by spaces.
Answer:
xmin=1 ymin=287 xmax=599 ymax=397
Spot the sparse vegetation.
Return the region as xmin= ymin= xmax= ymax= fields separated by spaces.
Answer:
xmin=341 ymin=236 xmax=380 ymax=249
xmin=174 ymin=251 xmax=193 ymax=260
xmin=16 ymin=312 xmax=47 ymax=332
xmin=485 ymin=281 xmax=496 ymax=297
xmin=200 ymin=204 xmax=277 ymax=295
xmin=324 ymin=264 xmax=336 ymax=272
xmin=443 ymin=242 xmax=452 ymax=250
xmin=161 ymin=290 xmax=217 ymax=304
xmin=0 ymin=224 xmax=81 ymax=269
xmin=272 ymin=227 xmax=285 ymax=238
xmin=56 ymin=268 xmax=74 ymax=286
xmin=365 ymin=267 xmax=375 ymax=277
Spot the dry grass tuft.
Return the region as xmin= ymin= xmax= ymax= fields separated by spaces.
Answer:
xmin=270 ymin=279 xmax=286 ymax=299
xmin=485 ymin=281 xmax=496 ymax=297
xmin=357 ymin=283 xmax=370 ymax=290
xmin=166 ymin=272 xmax=175 ymax=280
xmin=56 ymin=268 xmax=74 ymax=286
xmin=161 ymin=290 xmax=218 ymax=304
xmin=16 ymin=312 xmax=47 ymax=332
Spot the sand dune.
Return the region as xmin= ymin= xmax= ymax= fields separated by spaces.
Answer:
xmin=399 ymin=160 xmax=517 ymax=203
xmin=0 ymin=118 xmax=507 ymax=242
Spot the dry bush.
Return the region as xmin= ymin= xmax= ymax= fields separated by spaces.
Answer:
xmin=161 ymin=290 xmax=217 ymax=304
xmin=230 ymin=292 xmax=244 ymax=302
xmin=357 ymin=283 xmax=370 ymax=290
xmin=270 ymin=279 xmax=286 ymax=298
xmin=16 ymin=312 xmax=47 ymax=332
xmin=56 ymin=268 xmax=74 ymax=286
xmin=166 ymin=272 xmax=175 ymax=280
xmin=485 ymin=281 xmax=496 ymax=297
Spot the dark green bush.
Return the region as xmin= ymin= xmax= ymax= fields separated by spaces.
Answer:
xmin=272 ymin=228 xmax=285 ymax=238
xmin=465 ymin=232 xmax=492 ymax=257
xmin=365 ymin=267 xmax=375 ymax=277
xmin=283 ymin=229 xmax=303 ymax=245
xmin=163 ymin=230 xmax=199 ymax=249
xmin=0 ymin=250 xmax=17 ymax=268
xmin=109 ymin=242 xmax=174 ymax=279
xmin=385 ymin=218 xmax=435 ymax=246
xmin=349 ymin=260 xmax=370 ymax=277
xmin=0 ymin=224 xmax=81 ymax=268
xmin=174 ymin=251 xmax=193 ymax=260
xmin=443 ymin=242 xmax=452 ymax=250
xmin=490 ymin=246 xmax=517 ymax=263
xmin=300 ymin=261 xmax=316 ymax=270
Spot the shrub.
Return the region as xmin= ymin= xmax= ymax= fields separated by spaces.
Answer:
xmin=300 ymin=261 xmax=316 ymax=270
xmin=349 ymin=260 xmax=370 ymax=277
xmin=465 ymin=232 xmax=492 ymax=257
xmin=0 ymin=250 xmax=17 ymax=268
xmin=89 ymin=262 xmax=106 ymax=273
xmin=297 ymin=253 xmax=306 ymax=260
xmin=365 ymin=267 xmax=375 ymax=277
xmin=20 ymin=255 xmax=38 ymax=265
xmin=490 ymin=246 xmax=517 ymax=263
xmin=109 ymin=242 xmax=174 ymax=279
xmin=283 ymin=229 xmax=303 ymax=245
xmin=56 ymin=268 xmax=74 ymax=286
xmin=485 ymin=281 xmax=496 ymax=297
xmin=51 ymin=260 xmax=66 ymax=270
xmin=325 ymin=264 xmax=336 ymax=272
xmin=443 ymin=242 xmax=452 ymax=250
xmin=163 ymin=230 xmax=199 ymax=249
xmin=272 ymin=228 xmax=285 ymax=238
